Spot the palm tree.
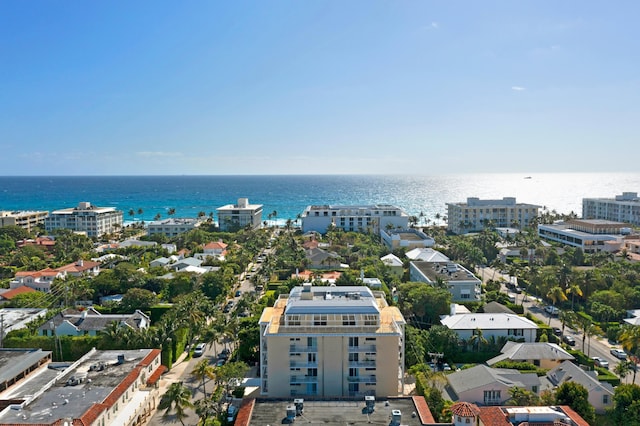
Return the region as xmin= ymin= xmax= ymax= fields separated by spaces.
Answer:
xmin=128 ymin=209 xmax=135 ymax=219
xmin=271 ymin=210 xmax=277 ymax=227
xmin=619 ymin=325 xmax=640 ymax=383
xmin=559 ymin=311 xmax=577 ymax=336
xmin=168 ymin=208 xmax=176 ymax=216
xmin=158 ymin=382 xmax=193 ymax=426
xmin=469 ymin=328 xmax=488 ymax=352
xmin=614 ymin=360 xmax=632 ymax=383
xmin=137 ymin=208 xmax=143 ymax=216
xmin=546 ymin=285 xmax=567 ymax=325
xmin=191 ymin=359 xmax=216 ymax=398
xmin=154 ymin=213 xmax=162 ymax=221
xmin=566 ymin=283 xmax=583 ymax=310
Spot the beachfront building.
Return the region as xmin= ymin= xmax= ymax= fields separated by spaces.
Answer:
xmin=380 ymin=228 xmax=435 ymax=250
xmin=538 ymin=219 xmax=635 ymax=253
xmin=45 ymin=202 xmax=123 ymax=238
xmin=300 ymin=204 xmax=409 ymax=235
xmin=0 ymin=210 xmax=48 ymax=233
xmin=0 ymin=348 xmax=166 ymax=426
xmin=409 ymin=261 xmax=482 ymax=302
xmin=446 ymin=197 xmax=540 ymax=235
xmin=259 ymin=284 xmax=406 ymax=398
xmin=583 ymin=192 xmax=640 ymax=226
xmin=147 ymin=217 xmax=202 ymax=237
xmin=217 ymin=198 xmax=263 ymax=231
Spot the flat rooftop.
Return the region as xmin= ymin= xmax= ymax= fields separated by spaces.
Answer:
xmin=245 ymin=398 xmax=428 ymax=426
xmin=412 ymin=261 xmax=480 ymax=282
xmin=0 ymin=349 xmax=154 ymax=425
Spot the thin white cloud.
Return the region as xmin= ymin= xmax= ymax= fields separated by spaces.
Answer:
xmin=511 ymin=86 xmax=526 ymax=91
xmin=431 ymin=21 xmax=439 ymax=29
xmin=137 ymin=151 xmax=184 ymax=158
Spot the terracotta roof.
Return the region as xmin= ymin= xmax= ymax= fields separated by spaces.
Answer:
xmin=58 ymin=260 xmax=100 ymax=273
xmin=233 ymin=398 xmax=256 ymax=426
xmin=147 ymin=365 xmax=168 ymax=386
xmin=451 ymin=401 xmax=480 ymax=417
xmin=412 ymin=396 xmax=436 ymax=424
xmin=77 ymin=402 xmax=108 ymax=426
xmin=204 ymin=241 xmax=228 ymax=249
xmin=478 ymin=406 xmax=511 ymax=426
xmin=0 ymin=285 xmax=36 ymax=299
xmin=15 ymin=268 xmax=60 ymax=277
xmin=558 ymin=405 xmax=591 ymax=426
xmin=138 ymin=349 xmax=162 ymax=366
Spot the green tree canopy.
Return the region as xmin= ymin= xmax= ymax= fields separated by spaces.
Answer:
xmin=555 ymin=381 xmax=595 ymax=424
xmin=397 ymin=282 xmax=451 ymax=328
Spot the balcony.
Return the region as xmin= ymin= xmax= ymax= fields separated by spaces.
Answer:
xmin=348 ymin=345 xmax=377 ymax=352
xmin=290 ymin=361 xmax=319 ymax=368
xmin=290 ymin=375 xmax=318 ymax=384
xmin=289 ymin=345 xmax=318 ymax=353
xmin=347 ymin=375 xmax=376 ymax=383
xmin=348 ymin=360 xmax=376 ymax=368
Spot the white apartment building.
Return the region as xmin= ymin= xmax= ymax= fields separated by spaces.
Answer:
xmin=409 ymin=261 xmax=482 ymax=302
xmin=301 ymin=204 xmax=409 ymax=235
xmin=45 ymin=202 xmax=123 ymax=238
xmin=447 ymin=197 xmax=540 ymax=235
xmin=217 ymin=198 xmax=263 ymax=231
xmin=147 ymin=217 xmax=202 ymax=237
xmin=259 ymin=284 xmax=406 ymax=398
xmin=0 ymin=210 xmax=48 ymax=233
xmin=583 ymin=192 xmax=640 ymax=226
xmin=538 ymin=219 xmax=634 ymax=253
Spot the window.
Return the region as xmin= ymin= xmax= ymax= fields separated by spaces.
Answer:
xmin=313 ymin=315 xmax=327 ymax=326
xmin=343 ymin=315 xmax=356 ymax=326
xmin=363 ymin=315 xmax=377 ymax=326
xmin=349 ymin=337 xmax=359 ymax=347
xmin=307 ymin=353 xmax=316 ymax=363
xmin=288 ymin=315 xmax=301 ymax=326
xmin=349 ymin=353 xmax=359 ymax=362
xmin=307 ymin=337 xmax=317 ymax=348
xmin=603 ymin=394 xmax=609 ymax=404
xmin=307 ymin=368 xmax=317 ymax=377
xmin=349 ymin=368 xmax=359 ymax=377
xmin=483 ymin=390 xmax=501 ymax=404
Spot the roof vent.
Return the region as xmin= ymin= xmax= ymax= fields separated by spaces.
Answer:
xmin=286 ymin=405 xmax=296 ymax=422
xmin=391 ymin=409 xmax=402 ymax=426
xmin=294 ymin=398 xmax=304 ymax=415
xmin=365 ymin=395 xmax=375 ymax=413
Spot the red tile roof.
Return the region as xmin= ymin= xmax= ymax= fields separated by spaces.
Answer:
xmin=478 ymin=406 xmax=511 ymax=426
xmin=138 ymin=349 xmax=162 ymax=367
xmin=58 ymin=260 xmax=100 ymax=273
xmin=558 ymin=405 xmax=591 ymax=426
xmin=451 ymin=401 xmax=481 ymax=417
xmin=204 ymin=241 xmax=228 ymax=250
xmin=0 ymin=285 xmax=36 ymax=300
xmin=147 ymin=365 xmax=168 ymax=386
xmin=412 ymin=396 xmax=436 ymax=424
xmin=233 ymin=398 xmax=256 ymax=426
xmin=77 ymin=402 xmax=108 ymax=426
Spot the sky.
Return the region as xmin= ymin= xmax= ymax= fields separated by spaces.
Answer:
xmin=1 ymin=1 xmax=639 ymax=175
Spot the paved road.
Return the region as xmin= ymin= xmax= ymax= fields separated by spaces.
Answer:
xmin=476 ymin=266 xmax=639 ymax=385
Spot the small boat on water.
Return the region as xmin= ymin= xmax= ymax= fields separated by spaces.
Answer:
xmin=524 ymin=176 xmax=532 ymax=179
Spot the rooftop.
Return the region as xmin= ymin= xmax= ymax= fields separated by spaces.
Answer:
xmin=440 ymin=313 xmax=538 ymax=330
xmin=237 ymin=397 xmax=433 ymax=426
xmin=0 ymin=349 xmax=158 ymax=425
xmin=487 ymin=342 xmax=574 ymax=365
xmin=411 ymin=261 xmax=480 ymax=282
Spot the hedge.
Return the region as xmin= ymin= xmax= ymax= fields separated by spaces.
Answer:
xmin=451 ymin=351 xmax=501 ymax=364
xmin=150 ymin=304 xmax=174 ymax=323
xmin=3 ymin=335 xmax=101 ymax=361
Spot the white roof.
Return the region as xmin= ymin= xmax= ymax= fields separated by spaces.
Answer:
xmin=380 ymin=253 xmax=403 ymax=267
xmin=440 ymin=313 xmax=538 ymax=330
xmin=405 ymin=248 xmax=449 ymax=262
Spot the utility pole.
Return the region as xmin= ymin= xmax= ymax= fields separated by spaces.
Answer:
xmin=0 ymin=314 xmax=4 ymax=348
xmin=427 ymin=352 xmax=444 ymax=367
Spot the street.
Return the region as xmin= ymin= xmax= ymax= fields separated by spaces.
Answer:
xmin=476 ymin=266 xmax=639 ymax=385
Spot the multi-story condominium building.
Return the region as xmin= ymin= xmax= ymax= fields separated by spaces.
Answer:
xmin=259 ymin=284 xmax=406 ymax=398
xmin=381 ymin=228 xmax=435 ymax=250
xmin=0 ymin=348 xmax=165 ymax=426
xmin=147 ymin=217 xmax=202 ymax=237
xmin=583 ymin=191 xmax=640 ymax=226
xmin=409 ymin=261 xmax=482 ymax=302
xmin=301 ymin=204 xmax=409 ymax=234
xmin=44 ymin=202 xmax=123 ymax=238
xmin=538 ymin=219 xmax=635 ymax=253
xmin=217 ymin=198 xmax=263 ymax=231
xmin=0 ymin=210 xmax=48 ymax=233
xmin=446 ymin=197 xmax=540 ymax=235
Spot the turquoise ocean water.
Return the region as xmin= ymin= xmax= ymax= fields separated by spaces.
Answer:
xmin=0 ymin=173 xmax=639 ymax=225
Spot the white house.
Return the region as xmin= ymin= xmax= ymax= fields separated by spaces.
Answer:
xmin=409 ymin=261 xmax=482 ymax=302
xmin=380 ymin=228 xmax=435 ymax=250
xmin=440 ymin=313 xmax=538 ymax=343
xmin=487 ymin=342 xmax=574 ymax=369
xmin=405 ymin=248 xmax=450 ymax=262
xmin=38 ymin=308 xmax=149 ymax=337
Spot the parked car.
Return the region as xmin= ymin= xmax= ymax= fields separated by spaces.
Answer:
xmin=592 ymin=357 xmax=609 ymax=369
xmin=216 ymin=358 xmax=226 ymax=367
xmin=193 ymin=343 xmax=206 ymax=357
xmin=610 ymin=348 xmax=628 ymax=360
xmin=544 ymin=305 xmax=560 ymax=316
xmin=552 ymin=327 xmax=562 ymax=336
xmin=563 ymin=335 xmax=576 ymax=346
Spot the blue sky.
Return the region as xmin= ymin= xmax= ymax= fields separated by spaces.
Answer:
xmin=1 ymin=1 xmax=639 ymax=175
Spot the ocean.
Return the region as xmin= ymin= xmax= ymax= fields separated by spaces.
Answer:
xmin=1 ymin=173 xmax=639 ymax=225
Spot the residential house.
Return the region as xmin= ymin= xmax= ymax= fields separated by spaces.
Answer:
xmin=440 ymin=313 xmax=538 ymax=343
xmin=304 ymin=247 xmax=343 ymax=269
xmin=405 ymin=248 xmax=450 ymax=262
xmin=203 ymin=240 xmax=228 ymax=257
xmin=10 ymin=269 xmax=65 ymax=293
xmin=0 ymin=286 xmax=36 ymax=302
xmin=16 ymin=236 xmax=55 ymax=252
xmin=38 ymin=307 xmax=149 ymax=337
xmin=546 ymin=360 xmax=614 ymax=414
xmin=487 ymin=342 xmax=574 ymax=369
xmin=473 ymin=405 xmax=590 ymax=426
xmin=380 ymin=228 xmax=435 ymax=250
xmin=57 ymin=259 xmax=101 ymax=277
xmin=409 ymin=261 xmax=482 ymax=302
xmin=380 ymin=253 xmax=403 ymax=278
xmin=446 ymin=365 xmax=541 ymax=406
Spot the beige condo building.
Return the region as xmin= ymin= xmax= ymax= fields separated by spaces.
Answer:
xmin=447 ymin=197 xmax=540 ymax=234
xmin=259 ymin=284 xmax=406 ymax=398
xmin=0 ymin=210 xmax=48 ymax=233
